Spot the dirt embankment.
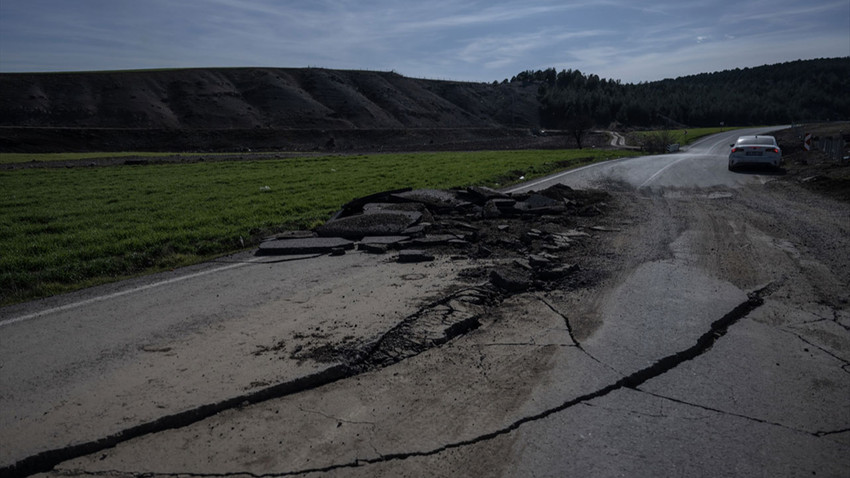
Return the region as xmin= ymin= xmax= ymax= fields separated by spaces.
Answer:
xmin=774 ymin=124 xmax=850 ymax=202
xmin=0 ymin=68 xmax=549 ymax=153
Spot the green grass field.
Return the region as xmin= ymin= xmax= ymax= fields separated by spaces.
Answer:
xmin=1 ymin=149 xmax=639 ymax=305
xmin=630 ymin=127 xmax=745 ymax=146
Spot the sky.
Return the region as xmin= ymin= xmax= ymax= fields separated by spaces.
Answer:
xmin=1 ymin=0 xmax=848 ymax=84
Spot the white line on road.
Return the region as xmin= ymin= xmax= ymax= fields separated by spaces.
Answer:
xmin=0 ymin=258 xmax=264 ymax=328
xmin=503 ymin=156 xmax=634 ymax=194
xmin=637 ymin=155 xmax=692 ymax=189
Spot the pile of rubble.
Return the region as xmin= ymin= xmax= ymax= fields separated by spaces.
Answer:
xmin=257 ymin=184 xmax=612 ymax=292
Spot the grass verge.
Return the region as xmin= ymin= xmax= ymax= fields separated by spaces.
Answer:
xmin=629 ymin=126 xmax=746 ymax=148
xmin=1 ymin=149 xmax=638 ymax=305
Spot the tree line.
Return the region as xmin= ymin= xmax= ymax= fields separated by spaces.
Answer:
xmin=502 ymin=57 xmax=850 ymax=128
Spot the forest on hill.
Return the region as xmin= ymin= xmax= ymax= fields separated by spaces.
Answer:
xmin=514 ymin=57 xmax=850 ymax=128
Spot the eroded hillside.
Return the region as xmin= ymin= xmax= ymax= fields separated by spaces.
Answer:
xmin=0 ymin=68 xmax=542 ymax=130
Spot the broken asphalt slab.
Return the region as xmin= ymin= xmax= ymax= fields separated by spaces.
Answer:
xmin=256 ymin=237 xmax=354 ymax=255
xmin=257 ymin=185 xmax=610 ymax=263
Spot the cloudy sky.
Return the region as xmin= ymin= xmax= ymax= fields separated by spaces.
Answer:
xmin=1 ymin=0 xmax=847 ymax=83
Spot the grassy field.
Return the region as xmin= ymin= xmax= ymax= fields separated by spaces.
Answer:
xmin=1 ymin=149 xmax=639 ymax=305
xmin=629 ymin=127 xmax=743 ymax=146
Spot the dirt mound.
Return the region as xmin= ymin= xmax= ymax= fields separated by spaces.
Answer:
xmin=774 ymin=124 xmax=850 ymax=202
xmin=0 ymin=68 xmax=545 ymax=152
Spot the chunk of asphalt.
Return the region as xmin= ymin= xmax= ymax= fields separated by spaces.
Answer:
xmin=266 ymin=230 xmax=316 ymax=240
xmin=330 ymin=187 xmax=412 ymax=220
xmin=520 ymin=193 xmax=562 ymax=209
xmin=536 ymin=264 xmax=579 ymax=281
xmin=489 ymin=267 xmax=533 ymax=292
xmin=528 ymin=254 xmax=555 ymax=269
xmin=462 ymin=185 xmax=510 ymax=202
xmin=361 ymin=204 xmax=425 ymax=224
xmin=358 ymin=236 xmax=409 ymax=254
xmin=359 ymin=243 xmax=389 ymax=254
xmin=398 ymin=250 xmax=435 ymax=263
xmin=363 ymin=202 xmax=429 ymax=214
xmin=391 ymin=189 xmax=471 ymax=212
xmin=256 ymin=237 xmax=354 ymax=255
xmin=316 ymin=211 xmax=421 ymax=239
xmin=483 ymin=200 xmax=504 ymax=219
xmin=405 ymin=234 xmax=466 ymax=248
xmin=361 ymin=236 xmax=409 ymax=245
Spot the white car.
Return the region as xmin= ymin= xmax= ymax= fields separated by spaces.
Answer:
xmin=728 ymin=135 xmax=782 ymax=171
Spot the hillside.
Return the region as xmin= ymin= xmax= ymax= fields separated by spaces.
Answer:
xmin=2 ymin=58 xmax=848 ymax=153
xmin=0 ymin=68 xmax=546 ymax=152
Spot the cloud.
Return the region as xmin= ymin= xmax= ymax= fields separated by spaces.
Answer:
xmin=0 ymin=0 xmax=847 ymax=81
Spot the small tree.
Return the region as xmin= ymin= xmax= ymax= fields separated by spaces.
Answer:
xmin=562 ymin=115 xmax=594 ymax=149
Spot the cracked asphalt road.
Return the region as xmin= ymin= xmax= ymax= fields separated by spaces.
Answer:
xmin=2 ymin=129 xmax=849 ymax=477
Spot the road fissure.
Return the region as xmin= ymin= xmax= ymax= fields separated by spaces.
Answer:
xmin=48 ymin=285 xmax=770 ymax=478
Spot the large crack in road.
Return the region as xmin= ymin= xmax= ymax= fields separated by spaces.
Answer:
xmin=30 ymin=285 xmax=772 ymax=478
xmin=2 ymin=286 xmax=501 ymax=478
xmin=241 ymin=285 xmax=772 ymax=478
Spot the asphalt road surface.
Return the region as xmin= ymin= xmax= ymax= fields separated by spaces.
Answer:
xmin=2 ymin=128 xmax=848 ymax=477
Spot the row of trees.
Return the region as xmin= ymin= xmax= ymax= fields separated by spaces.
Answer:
xmin=504 ymin=58 xmax=850 ymax=128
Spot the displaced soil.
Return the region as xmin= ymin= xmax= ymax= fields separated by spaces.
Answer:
xmin=772 ymin=124 xmax=850 ymax=202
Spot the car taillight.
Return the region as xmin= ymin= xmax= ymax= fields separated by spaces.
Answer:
xmin=731 ymin=147 xmax=740 ymax=153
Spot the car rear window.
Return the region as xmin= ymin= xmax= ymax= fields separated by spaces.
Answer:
xmin=737 ymin=136 xmax=776 ymax=145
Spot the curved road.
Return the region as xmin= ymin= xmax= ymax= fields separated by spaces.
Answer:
xmin=508 ymin=127 xmax=783 ymax=193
